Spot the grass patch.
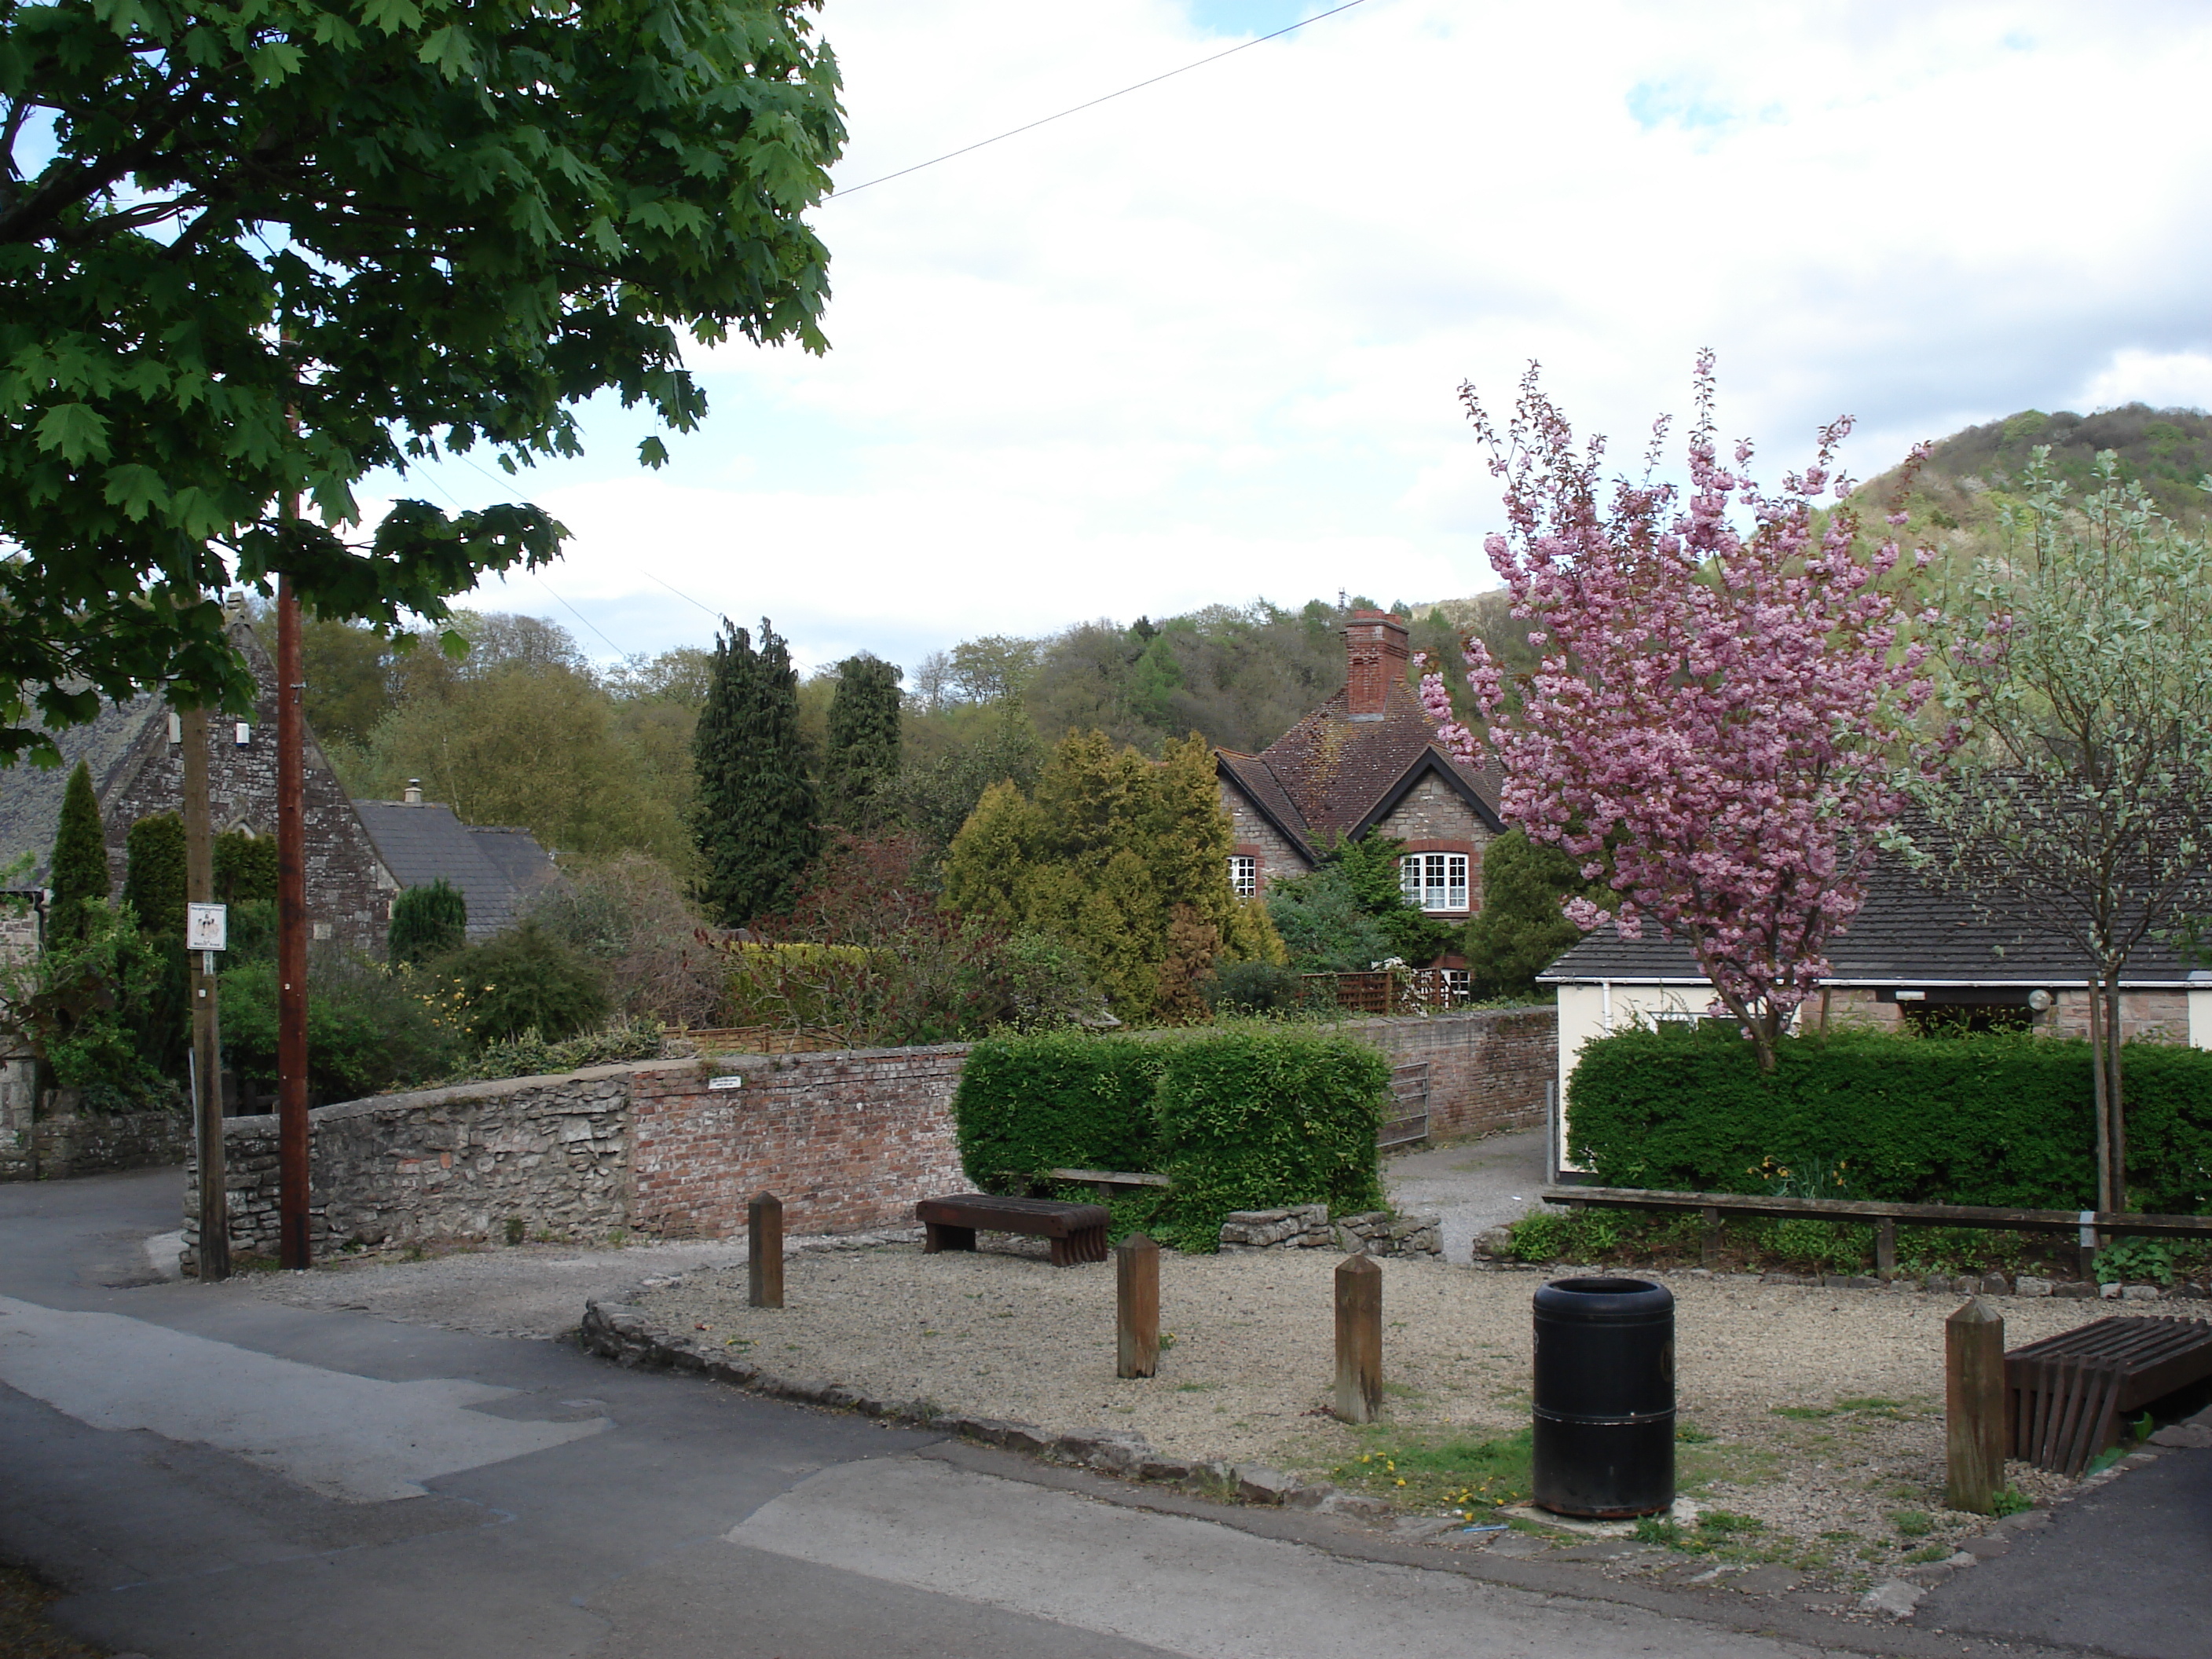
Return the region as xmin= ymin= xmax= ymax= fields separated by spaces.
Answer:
xmin=1771 ymin=1404 xmax=1833 ymax=1420
xmin=1889 ymin=1510 xmax=1933 ymax=1537
xmin=1675 ymin=1422 xmax=1716 ymax=1444
xmin=1329 ymin=1426 xmax=1533 ymax=1514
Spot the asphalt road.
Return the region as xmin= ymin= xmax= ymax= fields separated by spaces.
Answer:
xmin=0 ymin=1166 xmax=2162 ymax=1659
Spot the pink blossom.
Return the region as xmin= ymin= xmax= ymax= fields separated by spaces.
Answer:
xmin=1442 ymin=353 xmax=1955 ymax=1068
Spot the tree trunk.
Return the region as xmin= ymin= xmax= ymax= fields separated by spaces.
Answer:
xmin=2086 ymin=980 xmax=2113 ymax=1222
xmin=2105 ymin=979 xmax=2127 ymax=1214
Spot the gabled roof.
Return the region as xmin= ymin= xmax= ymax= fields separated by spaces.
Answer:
xmin=353 ymin=800 xmax=559 ymax=941
xmin=1216 ymin=674 xmax=1503 ymax=859
xmin=1540 ymin=844 xmax=2205 ymax=989
xmin=1214 ymin=749 xmax=1317 ymax=861
xmin=0 ymin=696 xmax=166 ymax=883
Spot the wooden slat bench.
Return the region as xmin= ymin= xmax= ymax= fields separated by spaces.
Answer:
xmin=2006 ymin=1317 xmax=2212 ymax=1476
xmin=915 ymin=1193 xmax=1111 ymax=1267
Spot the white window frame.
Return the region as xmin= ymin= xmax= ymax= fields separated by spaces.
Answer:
xmin=1227 ymin=854 xmax=1258 ymax=898
xmin=1400 ymin=851 xmax=1470 ymax=913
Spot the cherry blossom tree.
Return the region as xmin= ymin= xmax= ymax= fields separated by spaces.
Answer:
xmin=1423 ymin=356 xmax=1954 ymax=1070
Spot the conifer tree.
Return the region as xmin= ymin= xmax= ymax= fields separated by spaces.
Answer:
xmin=692 ymin=618 xmax=822 ymax=925
xmin=941 ymin=727 xmax=1277 ymax=1022
xmin=389 ymin=879 xmax=468 ymax=965
xmin=122 ymin=814 xmax=189 ymax=936
xmin=823 ymin=654 xmax=903 ymax=832
xmin=1460 ymin=830 xmax=1603 ymax=999
xmin=47 ymin=761 xmax=109 ymax=943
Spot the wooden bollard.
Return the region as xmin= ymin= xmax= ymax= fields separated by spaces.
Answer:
xmin=1946 ymin=1298 xmax=2005 ymax=1513
xmin=1334 ymin=1254 xmax=1383 ymax=1423
xmin=748 ymin=1191 xmax=785 ymax=1309
xmin=1117 ymin=1233 xmax=1160 ymax=1378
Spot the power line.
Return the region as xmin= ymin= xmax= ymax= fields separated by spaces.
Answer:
xmin=533 ymin=571 xmax=632 ymax=660
xmin=824 ymin=0 xmax=1373 ymax=200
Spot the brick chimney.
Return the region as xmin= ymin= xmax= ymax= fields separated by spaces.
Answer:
xmin=1345 ymin=610 xmax=1409 ymax=720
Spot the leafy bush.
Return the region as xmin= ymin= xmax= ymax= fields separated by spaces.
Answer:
xmin=465 ymin=1016 xmax=666 ymax=1081
xmin=389 ymin=878 xmax=467 ymax=965
xmin=0 ymin=896 xmax=167 ymax=1105
xmin=954 ymin=1030 xmax=1166 ymax=1186
xmin=439 ymin=921 xmax=609 ymax=1043
xmin=526 ymin=851 xmax=723 ymax=1027
xmin=122 ymin=813 xmax=187 ymax=937
xmin=213 ymin=830 xmax=278 ymax=904
xmin=952 ymin=1027 xmax=1389 ymax=1252
xmin=1201 ymin=959 xmax=1310 ymax=1016
xmin=1566 ymin=1024 xmax=2212 ymax=1214
xmin=219 ymin=951 xmax=471 ymax=1102
xmin=1153 ymin=1030 xmax=1388 ymax=1248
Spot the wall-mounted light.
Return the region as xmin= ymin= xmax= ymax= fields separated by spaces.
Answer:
xmin=1895 ymin=989 xmax=1925 ymax=1002
xmin=2027 ymin=989 xmax=2054 ymax=1013
xmin=234 ymin=722 xmax=252 ymax=746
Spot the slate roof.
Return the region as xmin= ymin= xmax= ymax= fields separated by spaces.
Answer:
xmin=352 ymin=800 xmax=561 ymax=942
xmin=0 ymin=696 xmax=167 ymax=884
xmin=1217 ymin=675 xmax=1503 ymax=862
xmin=1540 ymin=843 xmax=2205 ymax=989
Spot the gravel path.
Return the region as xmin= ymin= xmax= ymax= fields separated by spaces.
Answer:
xmin=1382 ymin=1128 xmax=1551 ymax=1262
xmin=642 ymin=1243 xmax=2170 ymax=1555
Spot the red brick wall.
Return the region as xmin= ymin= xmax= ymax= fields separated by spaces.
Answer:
xmin=1348 ymin=1005 xmax=1556 ymax=1139
xmin=631 ymin=1046 xmax=971 ymax=1239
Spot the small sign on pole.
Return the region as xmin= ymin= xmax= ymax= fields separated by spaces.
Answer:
xmin=185 ymin=902 xmax=229 ymax=954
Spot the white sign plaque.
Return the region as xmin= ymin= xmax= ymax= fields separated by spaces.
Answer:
xmin=185 ymin=902 xmax=228 ymax=952
xmin=708 ymin=1074 xmax=745 ymax=1091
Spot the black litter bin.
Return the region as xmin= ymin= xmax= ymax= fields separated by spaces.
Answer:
xmin=1531 ymin=1276 xmax=1675 ymax=1517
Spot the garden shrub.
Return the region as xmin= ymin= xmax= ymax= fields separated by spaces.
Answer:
xmin=440 ymin=921 xmax=609 ymax=1043
xmin=466 ymin=1016 xmax=666 ymax=1080
xmin=220 ymin=951 xmax=470 ymax=1101
xmin=1154 ymin=1030 xmax=1389 ymax=1249
xmin=952 ymin=1027 xmax=1389 ymax=1252
xmin=389 ymin=878 xmax=467 ymax=965
xmin=954 ymin=1031 xmax=1165 ymax=1190
xmin=213 ymin=829 xmax=280 ymax=904
xmin=1566 ymin=1024 xmax=2212 ymax=1214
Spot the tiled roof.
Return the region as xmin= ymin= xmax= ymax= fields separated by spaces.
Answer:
xmin=1540 ymin=842 xmax=2203 ymax=988
xmin=1218 ymin=676 xmax=1503 ymax=858
xmin=353 ymin=800 xmax=556 ymax=941
xmin=1214 ymin=749 xmax=1317 ymax=861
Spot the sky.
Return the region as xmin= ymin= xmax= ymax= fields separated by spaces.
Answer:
xmin=368 ymin=0 xmax=2212 ymax=678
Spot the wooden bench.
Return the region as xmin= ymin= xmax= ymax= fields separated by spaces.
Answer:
xmin=915 ymin=1193 xmax=1111 ymax=1267
xmin=2007 ymin=1317 xmax=2212 ymax=1476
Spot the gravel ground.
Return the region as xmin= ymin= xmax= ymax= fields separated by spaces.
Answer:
xmin=640 ymin=1243 xmax=2182 ymax=1561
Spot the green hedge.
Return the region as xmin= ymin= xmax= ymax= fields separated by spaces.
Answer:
xmin=1567 ymin=1024 xmax=2212 ymax=1214
xmin=952 ymin=1027 xmax=1390 ymax=1251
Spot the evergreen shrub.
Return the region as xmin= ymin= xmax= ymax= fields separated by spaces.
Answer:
xmin=122 ymin=813 xmax=188 ymax=935
xmin=1567 ymin=1024 xmax=2212 ymax=1214
xmin=213 ymin=830 xmax=279 ymax=904
xmin=389 ymin=877 xmax=467 ymax=965
xmin=952 ymin=1027 xmax=1390 ymax=1251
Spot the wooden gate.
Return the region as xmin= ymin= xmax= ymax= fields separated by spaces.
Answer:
xmin=1379 ymin=1060 xmax=1430 ymax=1149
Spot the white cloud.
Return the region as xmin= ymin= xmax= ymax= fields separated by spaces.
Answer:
xmin=388 ymin=0 xmax=2212 ymax=671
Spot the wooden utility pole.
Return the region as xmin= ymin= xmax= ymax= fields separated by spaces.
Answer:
xmin=1116 ymin=1233 xmax=1159 ymax=1379
xmin=276 ymin=575 xmax=310 ymax=1269
xmin=1946 ymin=1298 xmax=2007 ymax=1513
xmin=180 ymin=707 xmax=229 ymax=1282
xmin=748 ymin=1191 xmax=784 ymax=1308
xmin=1334 ymin=1254 xmax=1383 ymax=1423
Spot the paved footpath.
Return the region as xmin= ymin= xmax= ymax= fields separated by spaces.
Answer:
xmin=0 ymin=1166 xmax=2145 ymax=1659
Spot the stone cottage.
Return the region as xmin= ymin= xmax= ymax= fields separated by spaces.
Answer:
xmin=0 ymin=607 xmax=558 ymax=953
xmin=1213 ymin=609 xmax=1503 ymax=935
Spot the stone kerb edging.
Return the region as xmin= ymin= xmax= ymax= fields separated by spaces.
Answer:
xmin=577 ymin=1287 xmax=1382 ymax=1517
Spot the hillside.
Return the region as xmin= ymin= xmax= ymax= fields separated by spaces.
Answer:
xmin=1851 ymin=401 xmax=2211 ymax=542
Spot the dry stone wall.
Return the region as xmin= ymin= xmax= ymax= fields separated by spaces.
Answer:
xmin=3 ymin=1104 xmax=191 ymax=1182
